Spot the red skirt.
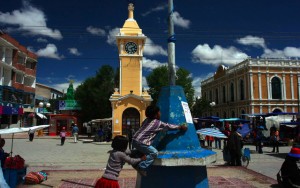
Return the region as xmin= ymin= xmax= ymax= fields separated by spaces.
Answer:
xmin=94 ymin=177 xmax=120 ymax=188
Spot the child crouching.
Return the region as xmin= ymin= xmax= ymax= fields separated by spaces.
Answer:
xmin=95 ymin=135 xmax=145 ymax=188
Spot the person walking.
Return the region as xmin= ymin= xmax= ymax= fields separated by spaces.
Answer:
xmin=214 ymin=124 xmax=222 ymax=149
xmin=127 ymin=128 xmax=135 ymax=150
xmin=86 ymin=125 xmax=92 ymax=138
xmin=94 ymin=135 xmax=146 ymax=188
xmin=60 ymin=127 xmax=66 ymax=146
xmin=72 ymin=124 xmax=79 ymax=143
xmin=28 ymin=129 xmax=35 ymax=142
xmin=228 ymin=125 xmax=243 ymax=166
xmin=272 ymin=129 xmax=280 ymax=153
xmin=255 ymin=126 xmax=264 ymax=154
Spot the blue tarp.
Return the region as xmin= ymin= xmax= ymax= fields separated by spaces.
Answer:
xmin=218 ymin=118 xmax=250 ymax=123
xmin=237 ymin=123 xmax=251 ymax=138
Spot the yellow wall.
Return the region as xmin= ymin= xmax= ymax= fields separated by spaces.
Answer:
xmin=121 ymin=57 xmax=142 ymax=96
xmin=111 ymin=97 xmax=149 ymax=137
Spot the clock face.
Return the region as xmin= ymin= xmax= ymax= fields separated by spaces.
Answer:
xmin=125 ymin=42 xmax=137 ymax=54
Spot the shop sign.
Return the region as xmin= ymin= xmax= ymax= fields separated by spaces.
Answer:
xmin=59 ymin=100 xmax=81 ymax=110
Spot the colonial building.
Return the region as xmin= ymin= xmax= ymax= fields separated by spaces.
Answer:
xmin=35 ymin=83 xmax=63 ymax=125
xmin=0 ymin=31 xmax=37 ymax=128
xmin=201 ymin=58 xmax=300 ymax=118
xmin=110 ymin=3 xmax=152 ymax=137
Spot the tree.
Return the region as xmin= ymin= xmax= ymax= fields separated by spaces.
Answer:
xmin=146 ymin=66 xmax=195 ymax=107
xmin=75 ymin=65 xmax=116 ymax=122
xmin=191 ymin=97 xmax=212 ymax=117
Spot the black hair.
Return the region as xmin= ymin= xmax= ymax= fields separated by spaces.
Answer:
xmin=0 ymin=138 xmax=5 ymax=147
xmin=145 ymin=105 xmax=160 ymax=119
xmin=111 ymin=135 xmax=128 ymax=152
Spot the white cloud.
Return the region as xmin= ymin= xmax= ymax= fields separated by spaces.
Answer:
xmin=37 ymin=38 xmax=48 ymax=43
xmin=142 ymin=57 xmax=167 ymax=71
xmin=86 ymin=26 xmax=106 ymax=36
xmin=173 ymin=11 xmax=191 ymax=29
xmin=68 ymin=48 xmax=81 ymax=56
xmin=0 ymin=0 xmax=62 ymax=39
xmin=142 ymin=76 xmax=149 ymax=90
xmin=191 ymin=44 xmax=248 ymax=66
xmin=35 ymin=44 xmax=63 ymax=60
xmin=142 ymin=4 xmax=168 ymax=16
xmin=284 ymin=47 xmax=300 ymax=57
xmin=237 ymin=35 xmax=266 ymax=48
xmin=144 ymin=38 xmax=168 ymax=56
xmin=107 ymin=27 xmax=120 ymax=45
xmin=261 ymin=48 xmax=285 ymax=58
xmin=261 ymin=47 xmax=300 ymax=58
xmin=236 ymin=35 xmax=300 ymax=59
xmin=192 ymin=73 xmax=215 ymax=98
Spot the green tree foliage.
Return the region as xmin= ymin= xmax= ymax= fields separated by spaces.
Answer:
xmin=191 ymin=97 xmax=212 ymax=117
xmin=75 ymin=65 xmax=115 ymax=122
xmin=146 ymin=66 xmax=195 ymax=107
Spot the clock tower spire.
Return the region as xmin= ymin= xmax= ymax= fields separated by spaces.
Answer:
xmin=110 ymin=2 xmax=152 ymax=137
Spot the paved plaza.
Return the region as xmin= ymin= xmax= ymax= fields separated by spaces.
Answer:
xmin=1 ymin=134 xmax=288 ymax=187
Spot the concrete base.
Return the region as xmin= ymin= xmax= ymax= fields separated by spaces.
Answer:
xmin=154 ymin=149 xmax=217 ymax=166
xmin=136 ymin=165 xmax=209 ymax=188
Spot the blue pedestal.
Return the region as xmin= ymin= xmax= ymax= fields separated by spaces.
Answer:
xmin=137 ymin=86 xmax=216 ymax=188
xmin=3 ymin=168 xmax=27 ymax=188
xmin=137 ymin=165 xmax=209 ymax=187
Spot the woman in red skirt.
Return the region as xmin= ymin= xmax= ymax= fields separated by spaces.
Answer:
xmin=95 ymin=135 xmax=145 ymax=188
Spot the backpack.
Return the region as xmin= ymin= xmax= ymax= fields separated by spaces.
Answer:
xmin=4 ymin=155 xmax=25 ymax=169
xmin=24 ymin=171 xmax=47 ymax=184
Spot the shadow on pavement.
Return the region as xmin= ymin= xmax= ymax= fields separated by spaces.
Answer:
xmin=265 ymin=152 xmax=288 ymax=159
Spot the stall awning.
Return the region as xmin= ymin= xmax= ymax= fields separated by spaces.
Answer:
xmin=36 ymin=112 xmax=47 ymax=119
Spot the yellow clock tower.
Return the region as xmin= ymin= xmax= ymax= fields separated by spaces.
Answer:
xmin=110 ymin=3 xmax=152 ymax=137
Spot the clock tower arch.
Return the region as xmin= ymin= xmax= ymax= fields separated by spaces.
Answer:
xmin=110 ymin=3 xmax=152 ymax=137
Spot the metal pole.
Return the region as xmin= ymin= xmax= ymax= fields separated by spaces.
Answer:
xmin=297 ymin=82 xmax=300 ymax=114
xmin=168 ymin=0 xmax=176 ymax=86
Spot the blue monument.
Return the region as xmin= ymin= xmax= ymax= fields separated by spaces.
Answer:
xmin=135 ymin=0 xmax=216 ymax=187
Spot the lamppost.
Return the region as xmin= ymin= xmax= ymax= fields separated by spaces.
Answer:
xmin=38 ymin=101 xmax=51 ymax=123
xmin=210 ymin=101 xmax=216 ymax=116
xmin=297 ymin=81 xmax=300 ymax=115
xmin=37 ymin=102 xmax=51 ymax=136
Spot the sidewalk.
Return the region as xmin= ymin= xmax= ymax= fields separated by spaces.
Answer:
xmin=0 ymin=134 xmax=282 ymax=187
xmin=17 ymin=166 xmax=278 ymax=188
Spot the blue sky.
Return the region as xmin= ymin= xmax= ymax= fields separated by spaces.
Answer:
xmin=1 ymin=0 xmax=300 ymax=97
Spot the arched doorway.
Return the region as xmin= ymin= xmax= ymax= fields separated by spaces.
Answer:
xmin=273 ymin=108 xmax=282 ymax=113
xmin=122 ymin=107 xmax=140 ymax=136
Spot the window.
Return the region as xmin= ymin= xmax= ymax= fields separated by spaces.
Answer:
xmin=240 ymin=79 xmax=244 ymax=100
xmin=23 ymin=93 xmax=34 ymax=105
xmin=3 ymin=88 xmax=12 ymax=102
xmin=271 ymin=77 xmax=282 ymax=99
xmin=215 ymin=88 xmax=219 ymax=104
xmin=18 ymin=56 xmax=25 ymax=64
xmin=16 ymin=73 xmax=23 ymax=83
xmin=231 ymin=111 xmax=235 ymax=118
xmin=222 ymin=86 xmax=226 ymax=103
xmin=209 ymin=90 xmax=212 ymax=102
xmin=26 ymin=61 xmax=35 ymax=69
xmin=230 ymin=82 xmax=234 ymax=102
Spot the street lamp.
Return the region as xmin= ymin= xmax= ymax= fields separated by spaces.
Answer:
xmin=39 ymin=102 xmax=51 ymax=108
xmin=210 ymin=102 xmax=216 ymax=116
xmin=38 ymin=101 xmax=51 ymax=120
xmin=297 ymin=82 xmax=300 ymax=114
